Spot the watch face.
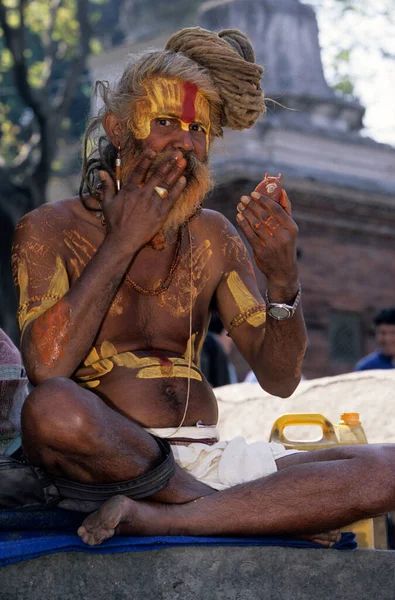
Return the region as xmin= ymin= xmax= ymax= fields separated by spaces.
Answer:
xmin=269 ymin=305 xmax=292 ymax=320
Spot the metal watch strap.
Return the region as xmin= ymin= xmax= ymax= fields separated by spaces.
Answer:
xmin=265 ymin=284 xmax=302 ymax=320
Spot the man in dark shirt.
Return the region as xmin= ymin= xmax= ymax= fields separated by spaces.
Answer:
xmin=201 ymin=312 xmax=237 ymax=387
xmin=355 ymin=308 xmax=395 ymax=371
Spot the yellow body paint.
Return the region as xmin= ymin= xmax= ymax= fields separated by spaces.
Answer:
xmin=195 ymin=324 xmax=208 ymax=369
xmin=130 ymin=76 xmax=211 ymax=152
xmin=76 ymin=333 xmax=203 ymax=388
xmin=227 ymin=271 xmax=266 ymax=328
xmin=136 ymin=366 xmax=201 ymax=381
xmin=17 ymin=255 xmax=70 ymax=336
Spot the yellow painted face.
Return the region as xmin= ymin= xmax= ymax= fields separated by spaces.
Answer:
xmin=129 ymin=76 xmax=211 ymax=151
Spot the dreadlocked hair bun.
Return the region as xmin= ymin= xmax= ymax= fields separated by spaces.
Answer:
xmin=165 ymin=26 xmax=266 ymax=131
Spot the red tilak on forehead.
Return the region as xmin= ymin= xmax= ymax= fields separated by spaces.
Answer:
xmin=181 ymin=82 xmax=198 ymax=123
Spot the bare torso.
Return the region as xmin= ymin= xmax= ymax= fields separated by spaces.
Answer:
xmin=14 ymin=196 xmax=245 ymax=427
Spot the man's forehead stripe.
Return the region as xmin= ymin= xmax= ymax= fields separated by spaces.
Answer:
xmin=130 ymin=77 xmax=211 ymax=142
xmin=181 ymin=82 xmax=198 ymax=124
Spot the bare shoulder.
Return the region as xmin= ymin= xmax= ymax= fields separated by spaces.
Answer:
xmin=192 ymin=208 xmax=240 ymax=247
xmin=13 ymin=196 xmax=86 ymax=245
xmin=192 ymin=208 xmax=252 ymax=270
xmin=192 ymin=209 xmax=253 ymax=277
xmin=197 ymin=208 xmax=238 ymax=235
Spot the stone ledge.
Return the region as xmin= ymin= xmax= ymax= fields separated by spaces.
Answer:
xmin=1 ymin=546 xmax=394 ymax=600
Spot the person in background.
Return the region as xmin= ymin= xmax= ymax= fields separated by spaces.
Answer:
xmin=355 ymin=308 xmax=395 ymax=371
xmin=201 ymin=312 xmax=237 ymax=387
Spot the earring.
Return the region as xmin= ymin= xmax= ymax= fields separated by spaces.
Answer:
xmin=115 ymin=143 xmax=121 ymax=192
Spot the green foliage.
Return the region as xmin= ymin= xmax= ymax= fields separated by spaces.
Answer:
xmin=304 ymin=0 xmax=395 ymax=97
xmin=334 ymin=49 xmax=351 ymax=63
xmin=0 ymin=102 xmax=21 ymax=161
xmin=0 ymin=0 xmax=111 ymax=167
xmin=332 ymin=79 xmax=354 ymax=96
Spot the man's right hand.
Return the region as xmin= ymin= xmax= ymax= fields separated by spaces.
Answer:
xmin=99 ymin=149 xmax=187 ymax=253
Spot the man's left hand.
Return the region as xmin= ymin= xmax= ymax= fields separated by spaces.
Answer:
xmin=236 ymin=189 xmax=299 ymax=287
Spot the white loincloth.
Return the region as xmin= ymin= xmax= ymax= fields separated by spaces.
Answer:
xmin=145 ymin=425 xmax=301 ymax=491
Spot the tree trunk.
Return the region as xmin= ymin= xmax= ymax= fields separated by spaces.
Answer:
xmin=0 ymin=180 xmax=34 ymax=346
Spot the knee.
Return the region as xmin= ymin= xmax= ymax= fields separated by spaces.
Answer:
xmin=21 ymin=377 xmax=91 ymax=451
xmin=355 ymin=447 xmax=395 ymax=514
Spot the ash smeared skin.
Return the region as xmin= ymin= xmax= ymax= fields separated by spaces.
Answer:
xmin=223 ymin=236 xmax=256 ymax=279
xmin=156 ymin=240 xmax=212 ymax=317
xmin=64 ymin=230 xmax=124 ymax=317
xmin=64 ymin=230 xmax=96 ymax=274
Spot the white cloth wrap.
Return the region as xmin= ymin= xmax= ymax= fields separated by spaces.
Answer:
xmin=146 ymin=425 xmax=220 ymax=440
xmin=145 ymin=426 xmax=301 ymax=491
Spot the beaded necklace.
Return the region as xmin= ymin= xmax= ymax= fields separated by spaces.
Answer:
xmin=96 ymin=208 xmax=183 ymax=296
xmin=125 ymin=227 xmax=183 ymax=296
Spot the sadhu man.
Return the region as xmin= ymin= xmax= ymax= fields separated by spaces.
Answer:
xmin=11 ymin=27 xmax=395 ymax=546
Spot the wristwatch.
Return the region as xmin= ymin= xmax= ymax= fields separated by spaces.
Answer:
xmin=265 ymin=285 xmax=302 ymax=321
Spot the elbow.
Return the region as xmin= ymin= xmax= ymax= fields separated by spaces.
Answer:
xmin=25 ymin=362 xmax=68 ymax=387
xmin=26 ymin=366 xmax=53 ymax=387
xmin=22 ymin=343 xmax=72 ymax=386
xmin=259 ymin=377 xmax=301 ymax=398
xmin=275 ymin=384 xmax=298 ymax=399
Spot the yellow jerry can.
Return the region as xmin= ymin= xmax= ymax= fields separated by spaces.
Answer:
xmin=269 ymin=412 xmax=387 ymax=550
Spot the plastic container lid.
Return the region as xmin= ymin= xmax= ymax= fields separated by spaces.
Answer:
xmin=340 ymin=412 xmax=361 ymax=426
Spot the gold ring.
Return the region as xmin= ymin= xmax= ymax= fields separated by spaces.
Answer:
xmin=154 ymin=186 xmax=169 ymax=199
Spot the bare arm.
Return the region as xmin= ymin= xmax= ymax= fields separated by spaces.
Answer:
xmin=252 ymin=280 xmax=307 ymax=397
xmin=237 ymin=186 xmax=307 ymax=396
xmin=214 ymin=187 xmax=307 ymax=397
xmin=13 ymin=151 xmax=187 ymax=384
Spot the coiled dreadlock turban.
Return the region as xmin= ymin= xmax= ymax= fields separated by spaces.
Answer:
xmin=165 ymin=27 xmax=266 ymax=133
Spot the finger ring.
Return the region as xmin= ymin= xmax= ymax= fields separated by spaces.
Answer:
xmin=254 ymin=222 xmax=260 ymax=230
xmin=154 ymin=186 xmax=169 ymax=199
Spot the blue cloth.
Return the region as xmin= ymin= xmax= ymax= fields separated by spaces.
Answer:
xmin=0 ymin=508 xmax=86 ymax=532
xmin=354 ymin=351 xmax=394 ymax=371
xmin=0 ymin=509 xmax=357 ymax=567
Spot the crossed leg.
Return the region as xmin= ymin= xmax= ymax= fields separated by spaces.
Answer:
xmin=78 ymin=444 xmax=395 ymax=545
xmin=21 ymin=377 xmax=213 ymax=504
xmin=22 ymin=378 xmax=395 ymax=547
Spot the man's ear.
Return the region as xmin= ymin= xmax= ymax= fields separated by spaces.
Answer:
xmin=103 ymin=112 xmax=123 ymax=147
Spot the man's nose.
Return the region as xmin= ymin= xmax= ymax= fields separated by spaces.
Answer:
xmin=173 ymin=127 xmax=194 ymax=152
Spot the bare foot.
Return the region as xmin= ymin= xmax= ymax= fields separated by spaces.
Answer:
xmin=78 ymin=495 xmax=142 ymax=546
xmin=298 ymin=530 xmax=342 ymax=547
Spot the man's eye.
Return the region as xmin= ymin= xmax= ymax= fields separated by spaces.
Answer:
xmin=157 ymin=118 xmax=172 ymax=127
xmin=190 ymin=123 xmax=205 ymax=133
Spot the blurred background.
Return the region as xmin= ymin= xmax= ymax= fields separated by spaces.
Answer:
xmin=1 ymin=0 xmax=394 ymax=380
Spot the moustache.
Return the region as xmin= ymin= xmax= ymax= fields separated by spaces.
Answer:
xmin=148 ymin=151 xmax=205 ymax=184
